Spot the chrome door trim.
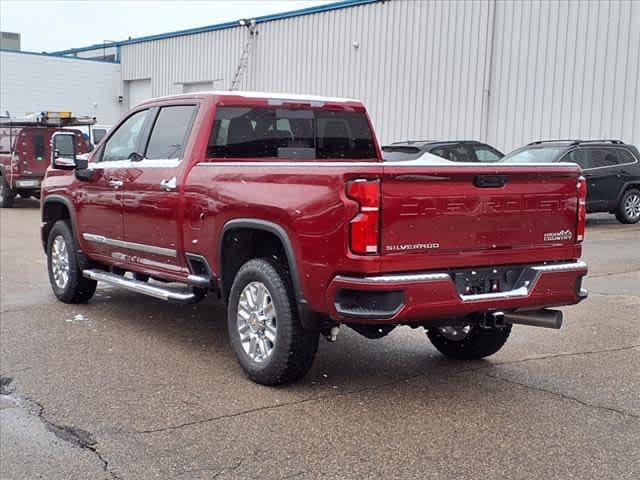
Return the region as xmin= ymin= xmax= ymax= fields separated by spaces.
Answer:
xmin=82 ymin=233 xmax=177 ymax=258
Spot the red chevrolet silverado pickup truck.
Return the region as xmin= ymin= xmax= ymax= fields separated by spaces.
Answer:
xmin=40 ymin=91 xmax=588 ymax=385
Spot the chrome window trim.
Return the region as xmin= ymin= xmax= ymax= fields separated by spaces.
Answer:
xmin=82 ymin=233 xmax=177 ymax=257
xmin=88 ymin=158 xmax=182 ymax=169
xmin=195 ymin=161 xmax=581 ymax=168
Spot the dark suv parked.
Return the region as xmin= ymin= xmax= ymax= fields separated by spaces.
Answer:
xmin=502 ymin=140 xmax=640 ymax=224
xmin=382 ymin=140 xmax=504 ymax=162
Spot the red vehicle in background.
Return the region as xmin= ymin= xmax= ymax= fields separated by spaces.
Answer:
xmin=0 ymin=112 xmax=93 ymax=207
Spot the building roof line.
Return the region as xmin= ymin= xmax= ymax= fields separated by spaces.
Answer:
xmin=0 ymin=48 xmax=120 ymax=64
xmin=50 ymin=0 xmax=380 ymax=55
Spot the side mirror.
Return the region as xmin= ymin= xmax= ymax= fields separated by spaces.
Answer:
xmin=51 ymin=132 xmax=77 ymax=169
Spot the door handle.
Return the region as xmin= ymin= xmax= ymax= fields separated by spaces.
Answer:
xmin=108 ymin=179 xmax=123 ymax=189
xmin=160 ymin=177 xmax=177 ymax=191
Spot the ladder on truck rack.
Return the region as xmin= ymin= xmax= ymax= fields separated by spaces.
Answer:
xmin=230 ymin=19 xmax=258 ymax=91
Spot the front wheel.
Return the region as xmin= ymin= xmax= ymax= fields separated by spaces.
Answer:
xmin=227 ymin=258 xmax=319 ymax=385
xmin=47 ymin=220 xmax=97 ymax=303
xmin=427 ymin=323 xmax=511 ymax=360
xmin=0 ymin=177 xmax=14 ymax=208
xmin=615 ymin=188 xmax=640 ymax=224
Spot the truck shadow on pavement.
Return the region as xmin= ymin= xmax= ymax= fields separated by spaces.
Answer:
xmin=85 ymin=286 xmax=485 ymax=391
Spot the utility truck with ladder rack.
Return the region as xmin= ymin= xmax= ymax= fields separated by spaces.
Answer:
xmin=0 ymin=112 xmax=93 ymax=207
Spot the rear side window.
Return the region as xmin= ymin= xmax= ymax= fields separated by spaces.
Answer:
xmin=33 ymin=134 xmax=46 ymax=159
xmin=431 ymin=146 xmax=476 ymax=162
xmin=382 ymin=145 xmax=423 ymax=161
xmin=146 ymin=105 xmax=197 ymax=160
xmin=208 ymin=107 xmax=376 ymax=160
xmin=474 ymin=146 xmax=502 ymax=162
xmin=618 ymin=149 xmax=637 ymax=165
xmin=501 ymin=147 xmax=566 ymax=163
xmin=585 ymin=149 xmax=619 ymax=169
xmin=564 ymin=150 xmax=590 ymax=169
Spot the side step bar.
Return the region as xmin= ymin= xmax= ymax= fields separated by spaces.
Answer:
xmin=83 ymin=269 xmax=199 ymax=304
xmin=494 ymin=309 xmax=563 ymax=329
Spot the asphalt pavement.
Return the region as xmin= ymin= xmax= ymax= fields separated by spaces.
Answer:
xmin=1 ymin=197 xmax=639 ymax=480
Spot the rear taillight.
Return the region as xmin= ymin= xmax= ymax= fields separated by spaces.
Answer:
xmin=346 ymin=179 xmax=380 ymax=255
xmin=577 ymin=176 xmax=587 ymax=242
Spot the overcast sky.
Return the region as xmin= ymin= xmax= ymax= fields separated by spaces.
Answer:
xmin=0 ymin=0 xmax=334 ymax=52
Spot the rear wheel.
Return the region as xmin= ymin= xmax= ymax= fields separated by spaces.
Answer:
xmin=427 ymin=323 xmax=511 ymax=360
xmin=227 ymin=258 xmax=319 ymax=385
xmin=615 ymin=188 xmax=640 ymax=224
xmin=0 ymin=177 xmax=14 ymax=208
xmin=47 ymin=220 xmax=97 ymax=303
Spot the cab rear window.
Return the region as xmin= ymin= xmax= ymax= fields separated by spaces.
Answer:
xmin=207 ymin=107 xmax=376 ymax=160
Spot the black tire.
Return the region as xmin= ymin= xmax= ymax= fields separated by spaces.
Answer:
xmin=0 ymin=177 xmax=14 ymax=208
xmin=427 ymin=324 xmax=512 ymax=360
xmin=47 ymin=220 xmax=97 ymax=303
xmin=227 ymin=258 xmax=319 ymax=386
xmin=615 ymin=188 xmax=640 ymax=224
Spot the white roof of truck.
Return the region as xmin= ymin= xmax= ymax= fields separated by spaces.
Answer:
xmin=142 ymin=90 xmax=360 ymax=106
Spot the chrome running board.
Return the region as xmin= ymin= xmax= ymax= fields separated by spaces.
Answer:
xmin=83 ymin=269 xmax=199 ymax=304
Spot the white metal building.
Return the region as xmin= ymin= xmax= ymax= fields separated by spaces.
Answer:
xmin=26 ymin=0 xmax=640 ymax=150
xmin=0 ymin=50 xmax=124 ymax=123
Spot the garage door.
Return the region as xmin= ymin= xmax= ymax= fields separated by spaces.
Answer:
xmin=128 ymin=79 xmax=152 ymax=108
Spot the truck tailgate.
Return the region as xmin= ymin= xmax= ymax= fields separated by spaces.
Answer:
xmin=380 ymin=162 xmax=582 ymax=268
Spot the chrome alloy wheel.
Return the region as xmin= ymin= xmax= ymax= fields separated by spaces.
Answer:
xmin=51 ymin=235 xmax=70 ymax=289
xmin=237 ymin=281 xmax=277 ymax=363
xmin=624 ymin=192 xmax=640 ymax=220
xmin=438 ymin=325 xmax=472 ymax=341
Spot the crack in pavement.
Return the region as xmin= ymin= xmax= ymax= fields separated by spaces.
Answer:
xmin=212 ymin=459 xmax=243 ymax=479
xmin=0 ymin=376 xmax=123 ymax=480
xmin=135 ymin=372 xmax=427 ymax=435
xmin=136 ymin=343 xmax=640 ymax=435
xmin=475 ymin=344 xmax=640 ymax=370
xmin=178 ymin=459 xmax=243 ymax=479
xmin=482 ymin=371 xmax=640 ymax=421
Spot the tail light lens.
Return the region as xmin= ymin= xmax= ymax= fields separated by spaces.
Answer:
xmin=346 ymin=179 xmax=380 ymax=255
xmin=577 ymin=176 xmax=587 ymax=242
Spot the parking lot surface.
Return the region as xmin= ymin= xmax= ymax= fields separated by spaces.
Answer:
xmin=1 ymin=198 xmax=639 ymax=480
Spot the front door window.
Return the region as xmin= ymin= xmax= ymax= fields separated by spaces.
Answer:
xmin=101 ymin=110 xmax=148 ymax=162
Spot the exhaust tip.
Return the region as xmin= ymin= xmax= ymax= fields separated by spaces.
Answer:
xmin=503 ymin=309 xmax=563 ymax=329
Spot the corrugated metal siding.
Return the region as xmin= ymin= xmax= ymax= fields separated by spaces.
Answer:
xmin=488 ymin=0 xmax=640 ymax=151
xmin=246 ymin=0 xmax=490 ymax=143
xmin=121 ymin=26 xmax=246 ymax=97
xmin=110 ymin=0 xmax=639 ymax=150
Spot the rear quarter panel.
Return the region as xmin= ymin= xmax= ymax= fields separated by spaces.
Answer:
xmin=182 ymin=162 xmax=383 ymax=312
